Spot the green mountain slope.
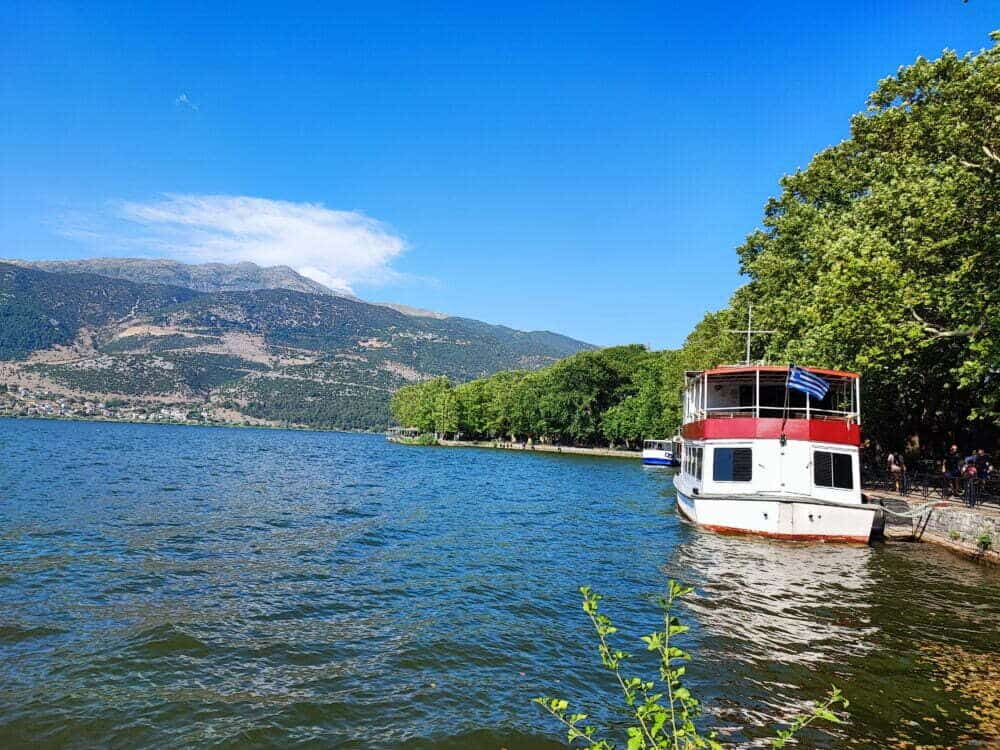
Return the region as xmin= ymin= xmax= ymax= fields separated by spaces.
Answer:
xmin=0 ymin=263 xmax=199 ymax=359
xmin=0 ymin=262 xmax=594 ymax=430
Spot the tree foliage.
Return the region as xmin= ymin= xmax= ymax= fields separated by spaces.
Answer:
xmin=697 ymin=35 xmax=999 ymax=449
xmin=390 ymin=346 xmax=682 ymax=446
xmin=391 ymin=376 xmax=451 ymax=434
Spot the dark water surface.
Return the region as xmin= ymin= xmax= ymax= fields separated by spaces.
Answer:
xmin=1 ymin=419 xmax=998 ymax=749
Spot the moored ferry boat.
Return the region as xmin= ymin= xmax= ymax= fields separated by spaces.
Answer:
xmin=673 ymin=364 xmax=881 ymax=543
xmin=642 ymin=439 xmax=680 ymax=466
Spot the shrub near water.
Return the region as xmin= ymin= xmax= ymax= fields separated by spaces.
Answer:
xmin=535 ymin=582 xmax=848 ymax=749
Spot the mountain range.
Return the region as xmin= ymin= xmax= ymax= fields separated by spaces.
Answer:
xmin=0 ymin=259 xmax=593 ymax=430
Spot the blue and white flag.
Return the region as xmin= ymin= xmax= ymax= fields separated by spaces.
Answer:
xmin=787 ymin=365 xmax=829 ymax=401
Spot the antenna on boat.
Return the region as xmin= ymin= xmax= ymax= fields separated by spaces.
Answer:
xmin=728 ymin=303 xmax=775 ymax=365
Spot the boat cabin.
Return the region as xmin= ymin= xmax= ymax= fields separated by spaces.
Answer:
xmin=678 ymin=365 xmax=863 ymax=504
xmin=683 ymin=365 xmax=860 ymax=425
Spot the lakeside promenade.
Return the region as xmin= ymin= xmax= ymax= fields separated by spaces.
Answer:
xmin=865 ymin=489 xmax=1000 ymax=565
xmin=435 ymin=438 xmax=640 ymax=459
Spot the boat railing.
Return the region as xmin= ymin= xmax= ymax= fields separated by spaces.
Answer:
xmin=693 ymin=406 xmax=859 ymax=422
xmin=386 ymin=426 xmax=420 ymax=439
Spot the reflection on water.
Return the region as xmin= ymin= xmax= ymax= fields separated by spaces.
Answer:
xmin=0 ymin=419 xmax=998 ymax=749
xmin=675 ymin=533 xmax=877 ymax=666
xmin=665 ymin=529 xmax=1000 ymax=747
xmin=912 ymin=642 xmax=1000 ymax=747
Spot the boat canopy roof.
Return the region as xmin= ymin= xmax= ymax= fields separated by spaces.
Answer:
xmin=687 ymin=365 xmax=859 ymax=380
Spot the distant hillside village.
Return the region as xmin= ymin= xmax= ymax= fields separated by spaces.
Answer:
xmin=0 ymin=384 xmax=272 ymax=428
xmin=2 ymin=386 xmax=193 ymax=423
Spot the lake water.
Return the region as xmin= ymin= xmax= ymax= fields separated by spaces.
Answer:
xmin=1 ymin=419 xmax=998 ymax=749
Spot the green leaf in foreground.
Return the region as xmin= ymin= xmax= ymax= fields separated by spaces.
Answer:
xmin=534 ymin=582 xmax=848 ymax=748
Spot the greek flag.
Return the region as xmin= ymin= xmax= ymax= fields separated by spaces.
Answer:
xmin=787 ymin=365 xmax=829 ymax=401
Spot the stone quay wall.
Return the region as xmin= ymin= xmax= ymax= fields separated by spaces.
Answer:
xmin=870 ymin=490 xmax=1000 ymax=565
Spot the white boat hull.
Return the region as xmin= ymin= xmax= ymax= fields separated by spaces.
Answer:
xmin=675 ymin=486 xmax=877 ymax=543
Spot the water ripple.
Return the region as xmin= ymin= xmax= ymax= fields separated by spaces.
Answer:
xmin=0 ymin=419 xmax=998 ymax=748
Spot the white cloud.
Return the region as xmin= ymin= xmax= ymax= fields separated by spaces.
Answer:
xmin=72 ymin=194 xmax=409 ymax=295
xmin=174 ymin=93 xmax=198 ymax=111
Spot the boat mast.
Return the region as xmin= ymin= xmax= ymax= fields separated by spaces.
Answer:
xmin=728 ymin=303 xmax=776 ymax=365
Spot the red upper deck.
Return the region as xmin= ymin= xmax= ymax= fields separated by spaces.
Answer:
xmin=681 ymin=364 xmax=861 ymax=445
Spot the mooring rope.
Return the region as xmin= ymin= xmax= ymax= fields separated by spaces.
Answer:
xmin=876 ymin=500 xmax=940 ymax=520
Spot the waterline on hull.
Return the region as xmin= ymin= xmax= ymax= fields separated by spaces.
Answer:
xmin=675 ymin=489 xmax=875 ymax=544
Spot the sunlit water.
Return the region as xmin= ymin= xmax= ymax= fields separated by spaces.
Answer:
xmin=1 ymin=419 xmax=997 ymax=748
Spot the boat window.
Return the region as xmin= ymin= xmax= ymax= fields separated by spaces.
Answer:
xmin=713 ymin=447 xmax=752 ymax=482
xmin=682 ymin=444 xmax=702 ymax=480
xmin=813 ymin=451 xmax=853 ymax=489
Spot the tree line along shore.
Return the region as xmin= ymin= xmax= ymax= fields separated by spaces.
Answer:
xmin=392 ymin=35 xmax=999 ymax=458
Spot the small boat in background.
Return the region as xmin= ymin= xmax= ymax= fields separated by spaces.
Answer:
xmin=642 ymin=439 xmax=679 ymax=467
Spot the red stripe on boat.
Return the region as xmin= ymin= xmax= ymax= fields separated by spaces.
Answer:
xmin=681 ymin=418 xmax=860 ymax=446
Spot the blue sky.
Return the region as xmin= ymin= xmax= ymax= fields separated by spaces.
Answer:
xmin=1 ymin=2 xmax=995 ymax=348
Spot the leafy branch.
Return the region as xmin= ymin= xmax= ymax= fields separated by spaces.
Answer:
xmin=770 ymin=686 xmax=849 ymax=749
xmin=535 ymin=582 xmax=849 ymax=749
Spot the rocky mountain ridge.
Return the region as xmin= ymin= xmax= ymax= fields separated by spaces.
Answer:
xmin=0 ymin=261 xmax=593 ymax=430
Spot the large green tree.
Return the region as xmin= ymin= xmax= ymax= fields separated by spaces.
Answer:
xmin=392 ymin=346 xmax=678 ymax=448
xmin=724 ymin=34 xmax=999 ymax=449
xmin=390 ymin=377 xmax=451 ymax=434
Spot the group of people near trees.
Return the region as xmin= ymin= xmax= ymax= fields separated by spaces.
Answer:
xmin=885 ymin=445 xmax=994 ymax=505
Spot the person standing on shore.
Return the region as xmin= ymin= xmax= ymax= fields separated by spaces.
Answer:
xmin=962 ymin=458 xmax=978 ymax=507
xmin=942 ymin=444 xmax=962 ymax=497
xmin=887 ymin=451 xmax=905 ymax=493
xmin=974 ymin=448 xmax=992 ymax=481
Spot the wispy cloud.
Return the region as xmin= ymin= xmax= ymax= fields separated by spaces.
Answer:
xmin=62 ymin=194 xmax=410 ymax=294
xmin=174 ymin=93 xmax=198 ymax=111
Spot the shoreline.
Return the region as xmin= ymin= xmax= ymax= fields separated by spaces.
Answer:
xmin=0 ymin=413 xmax=378 ymax=436
xmin=415 ymin=437 xmax=642 ymax=460
xmin=867 ymin=489 xmax=1000 ymax=565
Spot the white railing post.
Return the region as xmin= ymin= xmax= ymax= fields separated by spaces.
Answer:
xmin=855 ymin=377 xmax=861 ymax=426
xmin=702 ymin=375 xmax=707 ymax=420
xmin=755 ymin=369 xmax=760 ymax=419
